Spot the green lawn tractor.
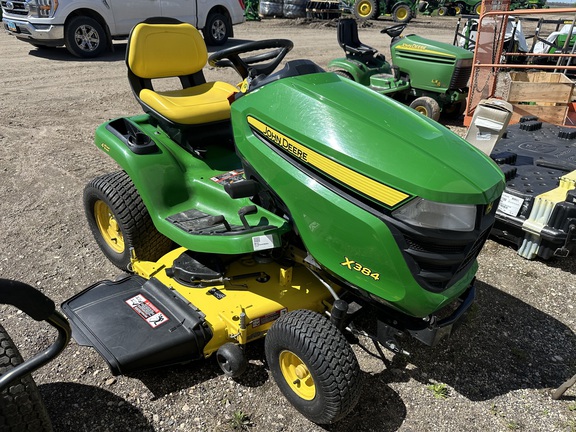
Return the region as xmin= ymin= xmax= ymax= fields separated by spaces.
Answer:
xmin=53 ymin=17 xmax=503 ymax=424
xmin=351 ymin=0 xmax=418 ymax=23
xmin=329 ymin=19 xmax=473 ymax=121
xmin=419 ymin=0 xmax=481 ymax=16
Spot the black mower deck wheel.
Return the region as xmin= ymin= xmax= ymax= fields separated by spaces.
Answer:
xmin=264 ymin=309 xmax=362 ymax=424
xmin=216 ymin=343 xmax=248 ymax=378
xmin=84 ymin=171 xmax=173 ymax=270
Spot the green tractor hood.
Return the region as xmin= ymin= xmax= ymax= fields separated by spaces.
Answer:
xmin=232 ymin=72 xmax=504 ymax=318
xmin=234 ymin=72 xmax=502 ymax=208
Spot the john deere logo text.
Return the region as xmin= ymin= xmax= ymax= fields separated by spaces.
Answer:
xmin=262 ymin=126 xmax=308 ymax=162
xmin=246 ymin=116 xmax=410 ymax=208
xmin=397 ymin=43 xmax=428 ymax=51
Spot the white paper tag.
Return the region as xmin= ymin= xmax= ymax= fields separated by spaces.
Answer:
xmin=252 ymin=234 xmax=275 ymax=251
xmin=497 ymin=192 xmax=524 ymax=217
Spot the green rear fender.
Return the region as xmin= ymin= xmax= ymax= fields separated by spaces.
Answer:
xmin=93 ymin=117 xmax=289 ymax=254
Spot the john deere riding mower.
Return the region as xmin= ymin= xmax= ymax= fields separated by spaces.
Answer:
xmin=59 ymin=17 xmax=504 ymax=424
xmin=329 ymin=18 xmax=474 ymax=120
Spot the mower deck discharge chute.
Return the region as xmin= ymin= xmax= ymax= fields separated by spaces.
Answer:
xmin=61 ymin=17 xmax=505 ymax=424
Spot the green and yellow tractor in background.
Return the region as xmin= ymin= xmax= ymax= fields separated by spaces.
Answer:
xmin=350 ymin=0 xmax=418 ymax=22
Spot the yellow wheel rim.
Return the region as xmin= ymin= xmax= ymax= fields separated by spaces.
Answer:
xmin=279 ymin=351 xmax=316 ymax=401
xmin=415 ymin=106 xmax=429 ymax=116
xmin=357 ymin=0 xmax=373 ymax=18
xmin=438 ymin=8 xmax=445 ymax=15
xmin=94 ymin=200 xmax=125 ymax=253
xmin=475 ymin=4 xmax=482 ymax=14
xmin=396 ymin=8 xmax=408 ymax=20
xmin=455 ymin=5 xmax=461 ymax=14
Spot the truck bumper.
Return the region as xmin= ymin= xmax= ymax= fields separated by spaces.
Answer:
xmin=3 ymin=18 xmax=64 ymax=46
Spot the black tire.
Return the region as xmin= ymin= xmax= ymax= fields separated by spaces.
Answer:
xmin=409 ymin=96 xmax=441 ymax=121
xmin=0 ymin=323 xmax=52 ymax=432
xmin=454 ymin=2 xmax=466 ymax=14
xmin=437 ymin=6 xmax=448 ymax=15
xmin=473 ymin=1 xmax=482 ymax=14
xmin=265 ymin=309 xmax=362 ymax=424
xmin=202 ymin=12 xmax=230 ymax=46
xmin=418 ymin=1 xmax=429 ymax=12
xmin=392 ymin=4 xmax=413 ymax=23
xmin=83 ymin=171 xmax=173 ymax=271
xmin=353 ymin=0 xmax=379 ymax=20
xmin=64 ymin=16 xmax=107 ymax=58
xmin=333 ymin=69 xmax=354 ymax=80
xmin=216 ymin=343 xmax=248 ymax=378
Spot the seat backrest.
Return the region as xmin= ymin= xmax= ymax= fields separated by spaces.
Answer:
xmin=338 ymin=18 xmax=362 ymax=51
xmin=127 ymin=18 xmax=208 ymax=80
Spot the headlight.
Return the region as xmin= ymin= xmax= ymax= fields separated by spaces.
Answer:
xmin=392 ymin=198 xmax=476 ymax=232
xmin=28 ymin=0 xmax=58 ymax=18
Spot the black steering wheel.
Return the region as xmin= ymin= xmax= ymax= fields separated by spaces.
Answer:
xmin=381 ymin=24 xmax=408 ymax=38
xmin=208 ymin=39 xmax=294 ymax=80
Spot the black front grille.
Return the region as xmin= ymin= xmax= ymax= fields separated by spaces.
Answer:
xmin=388 ymin=207 xmax=495 ymax=292
xmin=1 ymin=0 xmax=28 ymax=15
xmin=449 ymin=65 xmax=472 ymax=90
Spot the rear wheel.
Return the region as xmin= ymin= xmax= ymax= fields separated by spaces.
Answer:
xmin=203 ymin=12 xmax=230 ymax=46
xmin=333 ymin=69 xmax=354 ymax=80
xmin=474 ymin=2 xmax=482 ymax=14
xmin=353 ymin=0 xmax=379 ymax=20
xmin=265 ymin=309 xmax=362 ymax=424
xmin=0 ymin=324 xmax=53 ymax=432
xmin=84 ymin=171 xmax=173 ymax=271
xmin=392 ymin=4 xmax=413 ymax=23
xmin=64 ymin=16 xmax=107 ymax=58
xmin=409 ymin=96 xmax=441 ymax=121
xmin=454 ymin=2 xmax=466 ymax=14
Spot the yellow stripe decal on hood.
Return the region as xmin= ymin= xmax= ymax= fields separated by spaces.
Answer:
xmin=248 ymin=116 xmax=409 ymax=207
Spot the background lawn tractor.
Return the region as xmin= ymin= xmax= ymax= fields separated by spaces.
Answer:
xmin=329 ymin=18 xmax=474 ymax=121
xmin=351 ymin=0 xmax=418 ymax=23
xmin=48 ymin=18 xmax=504 ymax=424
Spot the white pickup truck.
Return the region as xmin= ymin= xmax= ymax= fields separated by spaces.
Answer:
xmin=1 ymin=0 xmax=245 ymax=58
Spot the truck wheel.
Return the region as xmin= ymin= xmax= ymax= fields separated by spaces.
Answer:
xmin=64 ymin=16 xmax=107 ymax=58
xmin=265 ymin=309 xmax=362 ymax=424
xmin=409 ymin=96 xmax=441 ymax=121
xmin=392 ymin=4 xmax=413 ymax=23
xmin=84 ymin=171 xmax=173 ymax=271
xmin=353 ymin=0 xmax=379 ymax=20
xmin=0 ymin=323 xmax=53 ymax=432
xmin=203 ymin=12 xmax=230 ymax=46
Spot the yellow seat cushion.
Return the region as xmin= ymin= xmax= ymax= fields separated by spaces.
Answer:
xmin=140 ymin=81 xmax=238 ymax=125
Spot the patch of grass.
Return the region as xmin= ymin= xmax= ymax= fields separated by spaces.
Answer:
xmin=568 ymin=402 xmax=576 ymax=412
xmin=229 ymin=409 xmax=253 ymax=431
xmin=506 ymin=420 xmax=521 ymax=430
xmin=427 ymin=382 xmax=449 ymax=399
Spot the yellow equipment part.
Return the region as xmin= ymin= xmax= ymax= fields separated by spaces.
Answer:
xmin=132 ymin=248 xmax=336 ymax=357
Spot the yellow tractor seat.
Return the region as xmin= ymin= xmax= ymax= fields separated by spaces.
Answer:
xmin=126 ymin=18 xmax=238 ymax=126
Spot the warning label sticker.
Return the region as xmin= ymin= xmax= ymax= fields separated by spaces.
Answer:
xmin=210 ymin=169 xmax=245 ymax=185
xmin=125 ymin=294 xmax=170 ymax=328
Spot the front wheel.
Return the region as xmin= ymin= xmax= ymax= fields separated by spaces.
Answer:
xmin=83 ymin=171 xmax=173 ymax=270
xmin=0 ymin=324 xmax=53 ymax=432
xmin=64 ymin=16 xmax=107 ymax=58
xmin=409 ymin=96 xmax=441 ymax=121
xmin=333 ymin=69 xmax=354 ymax=80
xmin=392 ymin=4 xmax=413 ymax=22
xmin=203 ymin=12 xmax=230 ymax=46
xmin=265 ymin=309 xmax=362 ymax=424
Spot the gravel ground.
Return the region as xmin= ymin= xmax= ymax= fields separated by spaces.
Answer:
xmin=0 ymin=13 xmax=575 ymax=432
